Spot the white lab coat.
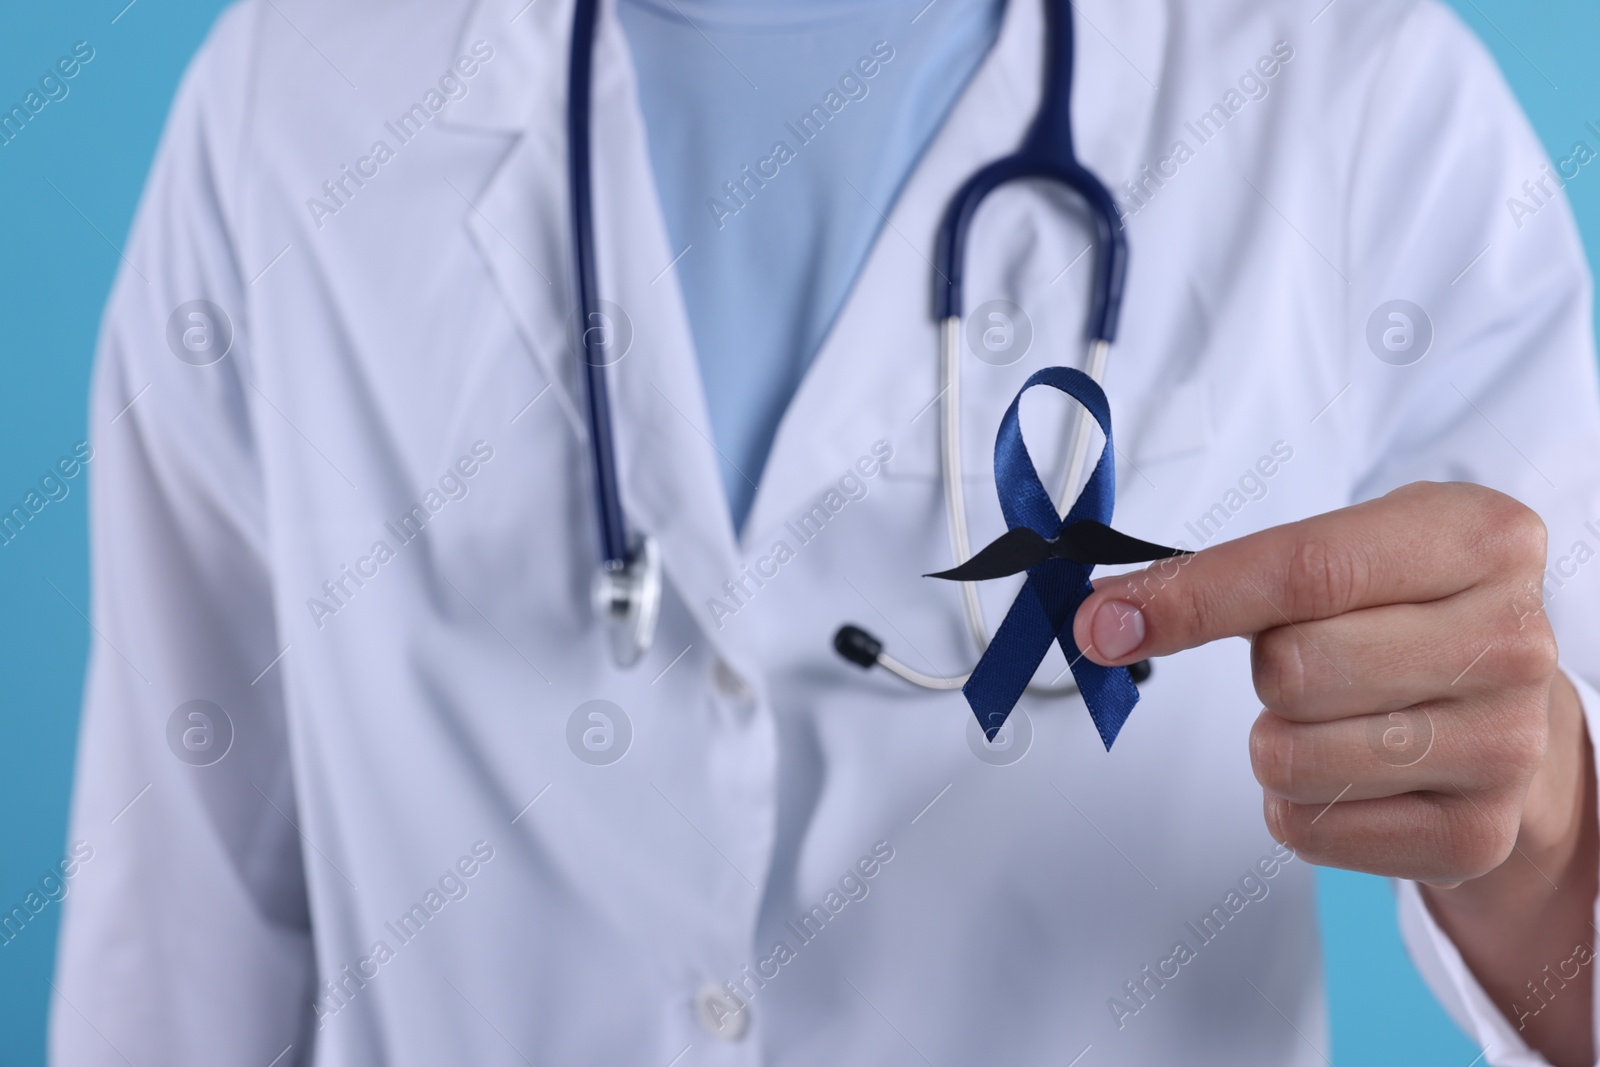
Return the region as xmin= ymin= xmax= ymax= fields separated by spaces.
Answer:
xmin=50 ymin=0 xmax=1600 ymax=1063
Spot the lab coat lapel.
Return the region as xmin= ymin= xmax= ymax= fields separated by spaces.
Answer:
xmin=740 ymin=0 xmax=1168 ymax=544
xmin=446 ymin=0 xmax=752 ymax=664
xmin=445 ymin=0 xmax=580 ymax=429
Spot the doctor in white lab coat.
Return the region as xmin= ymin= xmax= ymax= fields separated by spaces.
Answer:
xmin=50 ymin=0 xmax=1600 ymax=1064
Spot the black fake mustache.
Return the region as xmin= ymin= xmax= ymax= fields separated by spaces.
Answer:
xmin=926 ymin=520 xmax=1189 ymax=582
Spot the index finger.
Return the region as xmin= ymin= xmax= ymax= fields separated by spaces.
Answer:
xmin=1069 ymin=483 xmax=1520 ymax=667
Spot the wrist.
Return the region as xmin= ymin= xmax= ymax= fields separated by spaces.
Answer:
xmin=1417 ymin=671 xmax=1598 ymax=1066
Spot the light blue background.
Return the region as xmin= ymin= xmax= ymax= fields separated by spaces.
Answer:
xmin=0 ymin=1 xmax=1593 ymax=1064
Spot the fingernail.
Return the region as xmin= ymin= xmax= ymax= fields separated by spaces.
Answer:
xmin=1091 ymin=600 xmax=1145 ymax=662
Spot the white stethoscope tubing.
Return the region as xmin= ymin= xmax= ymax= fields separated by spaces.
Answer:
xmin=868 ymin=324 xmax=1109 ymax=694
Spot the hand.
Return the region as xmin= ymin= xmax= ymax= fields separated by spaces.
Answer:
xmin=1071 ymin=480 xmax=1599 ymax=1062
xmin=1071 ymin=481 xmax=1583 ymax=886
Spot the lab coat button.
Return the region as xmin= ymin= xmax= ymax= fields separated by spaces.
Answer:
xmin=694 ymin=983 xmax=749 ymax=1040
xmin=711 ymin=659 xmax=753 ymax=701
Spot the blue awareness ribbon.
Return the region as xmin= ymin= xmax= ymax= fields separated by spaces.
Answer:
xmin=936 ymin=366 xmax=1183 ymax=749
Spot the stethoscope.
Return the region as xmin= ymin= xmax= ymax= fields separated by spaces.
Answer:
xmin=569 ymin=0 xmax=1145 ymax=693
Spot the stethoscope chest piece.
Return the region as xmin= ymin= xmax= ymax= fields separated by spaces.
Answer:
xmin=592 ymin=536 xmax=662 ymax=668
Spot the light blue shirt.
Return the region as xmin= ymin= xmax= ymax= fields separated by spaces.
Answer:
xmin=617 ymin=0 xmax=1004 ymax=530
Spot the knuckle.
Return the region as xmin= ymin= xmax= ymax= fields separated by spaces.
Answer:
xmin=1437 ymin=799 xmax=1516 ymax=879
xmin=1495 ymin=622 xmax=1560 ymax=685
xmin=1285 ymin=536 xmax=1361 ymax=619
xmin=1249 ymin=713 xmax=1298 ymax=797
xmin=1490 ymin=700 xmax=1550 ymax=781
xmin=1473 ymin=491 xmax=1547 ymax=572
xmin=1262 ymin=793 xmax=1298 ymax=851
xmin=1253 ymin=627 xmax=1309 ymax=712
xmin=1174 ymin=577 xmax=1224 ymax=646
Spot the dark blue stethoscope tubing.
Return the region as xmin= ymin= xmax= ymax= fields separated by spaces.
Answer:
xmin=931 ymin=0 xmax=1128 ymax=342
xmin=932 ymin=156 xmax=1128 ymax=341
xmin=567 ymin=0 xmax=631 ymax=568
xmin=569 ymin=0 xmax=1126 ymax=572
